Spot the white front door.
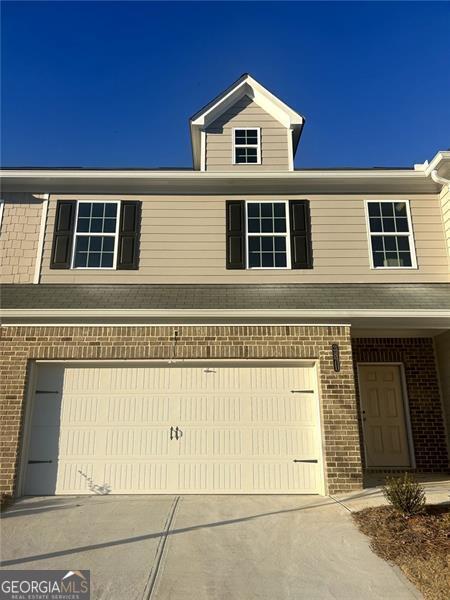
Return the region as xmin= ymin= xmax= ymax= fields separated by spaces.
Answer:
xmin=24 ymin=362 xmax=324 ymax=495
xmin=359 ymin=365 xmax=411 ymax=468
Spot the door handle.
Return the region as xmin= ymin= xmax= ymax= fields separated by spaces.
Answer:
xmin=175 ymin=426 xmax=182 ymax=440
xmin=293 ymin=459 xmax=318 ymax=463
xmin=28 ymin=460 xmax=53 ymax=464
xmin=170 ymin=426 xmax=175 ymax=440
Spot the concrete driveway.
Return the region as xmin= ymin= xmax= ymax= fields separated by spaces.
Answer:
xmin=1 ymin=494 xmax=419 ymax=600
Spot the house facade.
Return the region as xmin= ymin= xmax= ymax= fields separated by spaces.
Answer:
xmin=1 ymin=74 xmax=449 ymax=497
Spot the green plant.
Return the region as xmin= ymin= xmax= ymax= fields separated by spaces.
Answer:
xmin=382 ymin=473 xmax=426 ymax=517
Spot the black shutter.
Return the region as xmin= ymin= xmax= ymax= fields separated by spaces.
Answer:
xmin=117 ymin=201 xmax=141 ymax=270
xmin=289 ymin=200 xmax=312 ymax=269
xmin=226 ymin=200 xmax=245 ymax=269
xmin=50 ymin=201 xmax=76 ymax=269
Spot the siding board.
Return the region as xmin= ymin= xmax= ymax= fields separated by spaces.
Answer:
xmin=40 ymin=194 xmax=449 ymax=284
xmin=205 ymin=96 xmax=290 ymax=172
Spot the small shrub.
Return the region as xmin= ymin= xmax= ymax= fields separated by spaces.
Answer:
xmin=382 ymin=473 xmax=426 ymax=517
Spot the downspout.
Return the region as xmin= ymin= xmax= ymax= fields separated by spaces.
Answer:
xmin=431 ymin=169 xmax=450 ymax=190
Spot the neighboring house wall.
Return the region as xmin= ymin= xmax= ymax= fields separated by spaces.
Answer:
xmin=205 ymin=96 xmax=290 ymax=171
xmin=0 ymin=325 xmax=362 ymax=496
xmin=0 ymin=193 xmax=42 ymax=284
xmin=435 ymin=330 xmax=450 ymax=457
xmin=439 ymin=185 xmax=450 ymax=258
xmin=352 ymin=337 xmax=448 ymax=472
xmin=39 ymin=193 xmax=449 ymax=284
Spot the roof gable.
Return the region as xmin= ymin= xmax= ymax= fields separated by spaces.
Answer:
xmin=190 ymin=74 xmax=305 ymax=170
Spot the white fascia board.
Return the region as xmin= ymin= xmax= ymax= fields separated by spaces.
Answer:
xmin=2 ymin=308 xmax=450 ymax=320
xmin=190 ymin=75 xmax=304 ymax=130
xmin=415 ymin=151 xmax=450 ymax=174
xmin=0 ymin=168 xmax=428 ymax=180
xmin=0 ymin=167 xmax=438 ymax=195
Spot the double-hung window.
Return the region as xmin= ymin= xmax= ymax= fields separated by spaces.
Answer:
xmin=246 ymin=201 xmax=290 ymax=268
xmin=366 ymin=200 xmax=416 ymax=268
xmin=233 ymin=128 xmax=260 ymax=164
xmin=72 ymin=201 xmax=120 ymax=268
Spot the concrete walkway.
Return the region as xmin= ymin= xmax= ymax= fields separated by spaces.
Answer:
xmin=1 ymin=494 xmax=420 ymax=600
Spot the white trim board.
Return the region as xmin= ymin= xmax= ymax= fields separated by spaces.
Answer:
xmin=33 ymin=196 xmax=49 ymax=284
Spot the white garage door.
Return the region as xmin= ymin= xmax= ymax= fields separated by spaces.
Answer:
xmin=24 ymin=362 xmax=324 ymax=495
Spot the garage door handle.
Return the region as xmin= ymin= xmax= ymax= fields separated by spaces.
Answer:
xmin=293 ymin=459 xmax=318 ymax=463
xmin=290 ymin=390 xmax=314 ymax=394
xmin=28 ymin=460 xmax=53 ymax=464
xmin=170 ymin=426 xmax=175 ymax=440
xmin=175 ymin=426 xmax=182 ymax=440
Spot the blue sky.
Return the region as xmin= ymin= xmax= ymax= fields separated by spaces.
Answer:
xmin=2 ymin=1 xmax=449 ymax=168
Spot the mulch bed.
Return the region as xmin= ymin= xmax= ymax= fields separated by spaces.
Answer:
xmin=353 ymin=505 xmax=450 ymax=600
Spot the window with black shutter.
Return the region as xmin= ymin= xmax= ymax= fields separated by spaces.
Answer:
xmin=51 ymin=200 xmax=141 ymax=270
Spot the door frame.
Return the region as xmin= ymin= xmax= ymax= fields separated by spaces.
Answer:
xmin=356 ymin=362 xmax=416 ymax=469
xmin=18 ymin=359 xmax=326 ymax=496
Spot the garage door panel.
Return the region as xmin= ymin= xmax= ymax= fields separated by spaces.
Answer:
xmin=177 ymin=463 xmax=244 ymax=492
xmin=62 ymin=395 xmax=99 ymax=423
xmin=180 ymin=367 xmax=244 ymax=392
xmin=249 ymin=367 xmax=316 ymax=392
xmin=56 ymin=463 xmax=94 ymax=494
xmin=32 ymin=394 xmax=62 ymax=427
xmin=175 ymin=428 xmax=244 ymax=457
xmin=106 ymin=395 xmax=171 ymax=423
xmin=28 ymin=426 xmax=60 ymax=459
xmin=252 ymin=463 xmax=319 ymax=493
xmin=59 ymin=429 xmax=96 ymax=457
xmin=25 ymin=363 xmax=324 ymax=495
xmin=64 ymin=368 xmax=106 ymax=393
xmin=177 ymin=396 xmax=243 ymax=422
xmin=250 ymin=395 xmax=316 ymax=423
xmin=104 ymin=429 xmax=170 ymax=457
xmin=134 ymin=463 xmax=169 ymax=492
xmin=106 ymin=367 xmax=173 ymax=393
xmin=251 ymin=428 xmax=317 ymax=457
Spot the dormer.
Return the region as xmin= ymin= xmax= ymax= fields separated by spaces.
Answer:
xmin=190 ymin=74 xmax=305 ymax=172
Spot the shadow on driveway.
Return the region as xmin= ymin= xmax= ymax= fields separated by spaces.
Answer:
xmin=1 ymin=498 xmax=333 ymax=567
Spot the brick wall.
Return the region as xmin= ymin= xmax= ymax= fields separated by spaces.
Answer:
xmin=352 ymin=338 xmax=448 ymax=472
xmin=0 ymin=325 xmax=362 ymax=495
xmin=0 ymin=195 xmax=43 ymax=284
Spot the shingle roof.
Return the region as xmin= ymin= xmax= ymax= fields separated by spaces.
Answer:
xmin=2 ymin=284 xmax=449 ymax=311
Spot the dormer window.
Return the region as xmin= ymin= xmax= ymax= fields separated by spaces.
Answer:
xmin=233 ymin=128 xmax=261 ymax=164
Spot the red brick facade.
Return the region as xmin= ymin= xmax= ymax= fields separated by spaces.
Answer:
xmin=352 ymin=337 xmax=448 ymax=472
xmin=1 ymin=328 xmax=447 ymax=497
xmin=0 ymin=325 xmax=362 ymax=496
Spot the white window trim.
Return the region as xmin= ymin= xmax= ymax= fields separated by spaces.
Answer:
xmin=232 ymin=127 xmax=261 ymax=165
xmin=71 ymin=200 xmax=121 ymax=270
xmin=245 ymin=200 xmax=291 ymax=270
xmin=364 ymin=199 xmax=418 ymax=270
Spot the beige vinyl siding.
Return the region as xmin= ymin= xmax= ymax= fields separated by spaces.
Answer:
xmin=439 ymin=185 xmax=450 ymax=257
xmin=40 ymin=194 xmax=449 ymax=284
xmin=205 ymin=96 xmax=290 ymax=171
xmin=0 ymin=193 xmax=42 ymax=283
xmin=435 ymin=330 xmax=450 ymax=454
